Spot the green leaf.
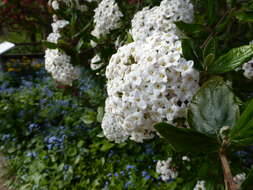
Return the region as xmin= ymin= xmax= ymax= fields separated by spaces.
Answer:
xmin=204 ymin=53 xmax=215 ymax=69
xmin=235 ymin=11 xmax=253 ymax=22
xmin=154 ymin=123 xmax=219 ymax=153
xmin=181 ymin=38 xmax=202 ymax=70
xmin=81 ymin=109 xmax=97 ymax=124
xmin=96 ymin=106 xmax=104 ymax=123
xmin=175 ymin=21 xmax=205 ymax=36
xmin=241 ymin=168 xmax=253 ymax=190
xmin=208 ymin=45 xmax=253 ymax=74
xmin=182 ymin=39 xmax=198 ymax=61
xmin=76 ymin=39 xmax=84 ymax=53
xmin=188 ymin=77 xmax=239 ymax=136
xmin=229 ymin=99 xmax=253 ymax=146
xmin=100 ymin=142 xmax=114 ymax=152
xmin=43 ymin=41 xmax=58 ymax=49
xmin=204 ymin=37 xmax=216 ymax=58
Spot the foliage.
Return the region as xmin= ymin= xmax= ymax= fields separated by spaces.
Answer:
xmin=0 ymin=0 xmax=51 ymax=39
xmin=0 ymin=67 xmax=184 ymax=189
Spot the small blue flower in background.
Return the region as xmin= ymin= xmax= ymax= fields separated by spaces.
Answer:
xmin=1 ymin=134 xmax=10 ymax=141
xmin=108 ymin=150 xmax=114 ymax=157
xmin=21 ymin=80 xmax=33 ymax=88
xmin=63 ymin=165 xmax=70 ymax=171
xmin=120 ymin=170 xmax=125 ymax=176
xmin=142 ymin=171 xmax=151 ymax=180
xmin=43 ymin=87 xmax=53 ymax=97
xmin=28 ymin=123 xmax=39 ymax=133
xmin=124 ymin=181 xmax=132 ymax=188
xmin=126 ymin=165 xmax=134 ymax=171
xmin=142 ymin=171 xmax=148 ymax=177
xmin=44 ymin=134 xmax=65 ymax=151
xmin=26 ymin=151 xmax=37 ymax=158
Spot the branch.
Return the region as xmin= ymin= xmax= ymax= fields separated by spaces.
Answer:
xmin=219 ymin=149 xmax=239 ymax=190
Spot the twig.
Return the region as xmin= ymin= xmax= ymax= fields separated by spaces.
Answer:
xmin=219 ymin=144 xmax=239 ymax=190
xmin=200 ymin=8 xmax=235 ymax=49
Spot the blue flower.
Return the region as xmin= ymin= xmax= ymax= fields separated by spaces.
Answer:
xmin=26 ymin=152 xmax=37 ymax=158
xmin=1 ymin=134 xmax=10 ymax=141
xmin=114 ymin=172 xmax=119 ymax=177
xmin=63 ymin=165 xmax=70 ymax=171
xmin=28 ymin=123 xmax=39 ymax=133
xmin=124 ymin=181 xmax=132 ymax=188
xmin=126 ymin=165 xmax=134 ymax=170
xmin=142 ymin=171 xmax=149 ymax=177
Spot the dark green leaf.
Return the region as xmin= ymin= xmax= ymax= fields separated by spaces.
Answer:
xmin=204 ymin=37 xmax=216 ymax=58
xmin=241 ymin=168 xmax=253 ymax=190
xmin=43 ymin=41 xmax=58 ymax=49
xmin=207 ymin=0 xmax=216 ymax=25
xmin=181 ymin=38 xmax=202 ymax=70
xmin=76 ymin=39 xmax=84 ymax=53
xmin=188 ymin=77 xmax=239 ymax=136
xmin=208 ymin=45 xmax=253 ymax=74
xmin=154 ymin=123 xmax=219 ymax=153
xmin=204 ymin=53 xmax=215 ymax=69
xmin=175 ymin=21 xmax=205 ymax=35
xmin=235 ymin=11 xmax=253 ymax=22
xmin=229 ymin=99 xmax=253 ymax=146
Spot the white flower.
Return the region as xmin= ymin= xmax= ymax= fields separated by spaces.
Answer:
xmin=156 ymin=158 xmax=178 ymax=181
xmin=51 ymin=19 xmax=69 ymax=33
xmin=182 ymin=156 xmax=190 ymax=161
xmin=130 ymin=0 xmax=194 ymax=41
xmin=47 ymin=32 xmax=61 ymax=43
xmin=193 ymin=180 xmax=206 ymax=190
xmin=233 ymin=173 xmax=246 ymax=185
xmin=51 ymin=0 xmax=60 ymax=10
xmin=242 ymin=40 xmax=253 ymax=79
xmin=242 ymin=60 xmax=253 ymax=79
xmin=92 ymin=0 xmax=123 ymax=38
xmin=90 ymin=54 xmax=104 ymax=70
xmin=102 ymin=32 xmax=199 ymax=143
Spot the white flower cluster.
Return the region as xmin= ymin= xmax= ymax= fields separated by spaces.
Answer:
xmin=49 ymin=0 xmax=97 ymax=12
xmin=233 ymin=173 xmax=246 ymax=185
xmin=45 ymin=49 xmax=79 ymax=86
xmin=242 ymin=41 xmax=253 ymax=79
xmin=131 ymin=0 xmax=194 ymax=41
xmin=102 ymin=32 xmax=199 ymax=143
xmin=45 ymin=3 xmax=79 ymax=85
xmin=92 ymin=0 xmax=123 ymax=38
xmin=193 ymin=180 xmax=206 ymax=190
xmin=156 ymin=157 xmax=178 ymax=181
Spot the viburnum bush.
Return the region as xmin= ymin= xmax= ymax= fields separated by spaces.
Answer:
xmin=1 ymin=0 xmax=253 ymax=189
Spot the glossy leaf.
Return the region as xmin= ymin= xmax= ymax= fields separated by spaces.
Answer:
xmin=208 ymin=45 xmax=253 ymax=74
xmin=188 ymin=77 xmax=239 ymax=136
xmin=154 ymin=123 xmax=220 ymax=153
xmin=229 ymin=99 xmax=253 ymax=146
